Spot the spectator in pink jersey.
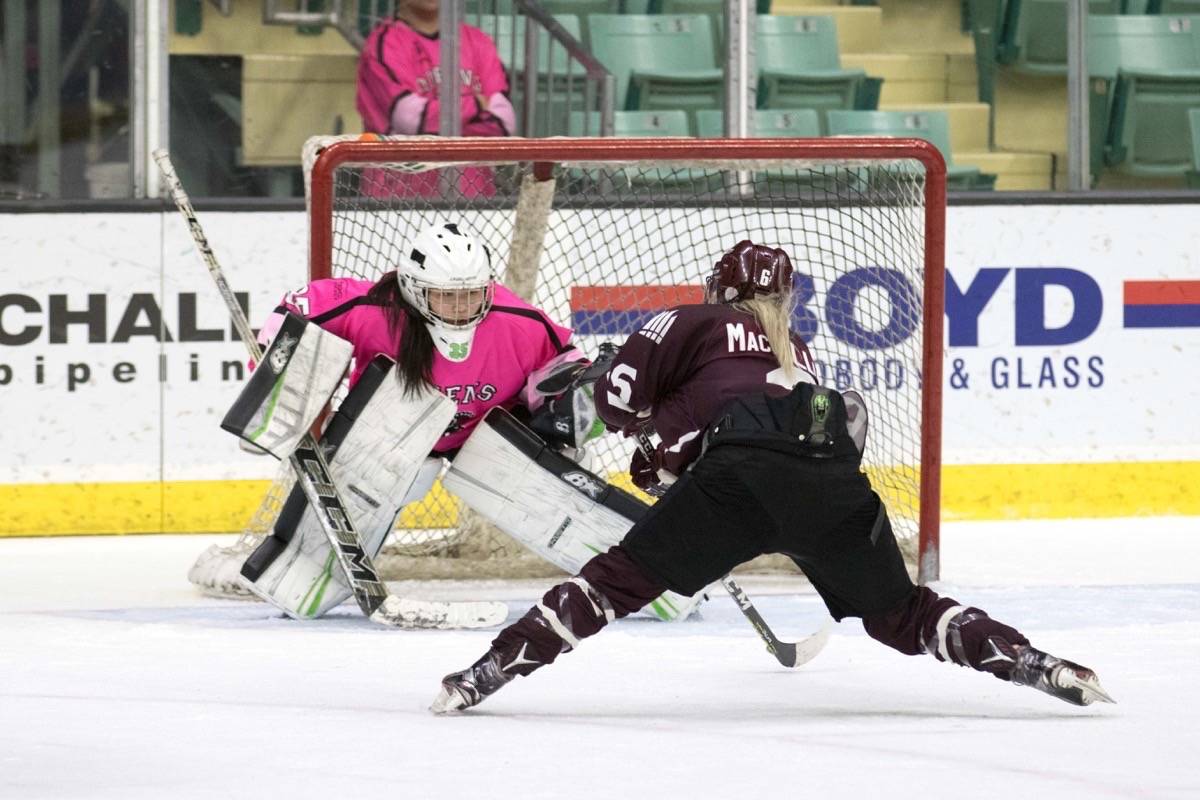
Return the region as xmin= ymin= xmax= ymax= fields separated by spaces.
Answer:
xmin=356 ymin=0 xmax=516 ymax=197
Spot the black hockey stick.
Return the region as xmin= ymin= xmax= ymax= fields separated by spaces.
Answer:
xmin=631 ymin=428 xmax=830 ymax=667
xmin=719 ymin=576 xmax=830 ymax=668
xmin=154 ymin=149 xmax=505 ymax=630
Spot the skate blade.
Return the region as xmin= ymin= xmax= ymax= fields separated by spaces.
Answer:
xmin=429 ymin=684 xmax=470 ymax=715
xmin=1062 ymin=670 xmax=1117 ymax=705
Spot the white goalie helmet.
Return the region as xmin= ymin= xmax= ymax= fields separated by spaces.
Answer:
xmin=397 ymin=222 xmax=496 ymax=362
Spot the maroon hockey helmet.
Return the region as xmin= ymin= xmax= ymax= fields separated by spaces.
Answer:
xmin=705 ymin=240 xmax=794 ymax=304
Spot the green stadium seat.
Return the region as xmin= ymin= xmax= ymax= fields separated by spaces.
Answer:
xmin=466 ymin=0 xmax=515 ymax=12
xmin=1104 ymin=69 xmax=1200 ymax=176
xmin=965 ymin=0 xmax=1003 ymax=113
xmin=1147 ymin=0 xmax=1200 ymax=12
xmin=755 ymin=15 xmax=871 ymax=131
xmin=1187 ymin=108 xmax=1200 ymax=187
xmin=694 ymin=108 xmax=821 ymax=137
xmin=696 ymin=109 xmax=861 ymax=192
xmin=1088 ymin=15 xmax=1200 ymax=78
xmin=568 ymin=109 xmax=692 ymax=136
xmin=1089 ymin=15 xmax=1200 ymax=177
xmin=176 ymin=0 xmax=202 ymax=35
xmin=541 ymin=0 xmax=619 ymax=13
xmin=587 ymin=14 xmax=724 ymax=130
xmin=694 ymin=108 xmax=725 ymax=137
xmin=566 ymin=109 xmax=725 ymax=191
xmin=646 ymin=0 xmax=773 ymax=50
xmin=649 ymin=0 xmax=772 ymax=13
xmin=996 ymin=0 xmax=1122 ymax=75
xmin=826 ymin=109 xmax=997 ymax=189
xmin=539 ymin=0 xmax=620 ymax=46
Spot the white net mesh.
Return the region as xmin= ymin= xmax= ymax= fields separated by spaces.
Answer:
xmin=191 ymin=135 xmax=941 ymax=596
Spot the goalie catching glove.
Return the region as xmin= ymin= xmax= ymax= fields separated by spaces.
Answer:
xmin=527 ymin=342 xmax=618 ymax=453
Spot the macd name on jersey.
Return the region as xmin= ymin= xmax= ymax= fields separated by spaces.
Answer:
xmin=725 ymin=322 xmax=773 ymax=354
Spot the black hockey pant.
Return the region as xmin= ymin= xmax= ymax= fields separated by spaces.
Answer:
xmin=492 ymin=445 xmax=1031 ymax=681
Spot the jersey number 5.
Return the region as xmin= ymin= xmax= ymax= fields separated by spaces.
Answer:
xmin=606 ymin=364 xmax=639 ymax=411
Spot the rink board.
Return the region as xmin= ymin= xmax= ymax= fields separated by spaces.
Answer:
xmin=0 ymin=204 xmax=1198 ymax=534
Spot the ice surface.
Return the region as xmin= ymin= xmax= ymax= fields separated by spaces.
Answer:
xmin=2 ymin=518 xmax=1198 ymax=800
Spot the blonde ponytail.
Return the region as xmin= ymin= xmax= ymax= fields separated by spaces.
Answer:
xmin=731 ymin=289 xmax=798 ymax=385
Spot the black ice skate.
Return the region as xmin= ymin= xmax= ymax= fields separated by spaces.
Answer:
xmin=1010 ymin=646 xmax=1116 ymax=707
xmin=430 ymin=650 xmax=515 ymax=714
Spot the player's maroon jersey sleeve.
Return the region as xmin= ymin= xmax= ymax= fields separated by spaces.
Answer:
xmin=594 ymin=306 xmax=702 ymax=433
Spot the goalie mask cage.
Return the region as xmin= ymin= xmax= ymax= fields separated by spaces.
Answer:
xmin=192 ymin=135 xmax=944 ymax=597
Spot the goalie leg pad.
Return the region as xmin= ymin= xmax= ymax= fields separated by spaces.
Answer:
xmin=221 ymin=312 xmax=353 ymax=459
xmin=240 ymin=357 xmax=455 ymax=618
xmin=443 ymin=408 xmax=707 ymax=621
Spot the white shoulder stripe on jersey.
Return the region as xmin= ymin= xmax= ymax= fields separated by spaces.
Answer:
xmin=638 ymin=310 xmax=678 ymax=345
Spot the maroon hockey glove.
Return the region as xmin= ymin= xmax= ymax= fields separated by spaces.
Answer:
xmin=629 ymin=448 xmax=665 ymax=496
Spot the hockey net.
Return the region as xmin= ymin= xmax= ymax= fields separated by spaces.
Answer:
xmin=190 ymin=134 xmax=944 ymax=597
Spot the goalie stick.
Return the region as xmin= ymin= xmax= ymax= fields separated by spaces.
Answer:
xmin=153 ymin=149 xmax=506 ymax=631
xmin=630 ymin=427 xmax=831 ymax=668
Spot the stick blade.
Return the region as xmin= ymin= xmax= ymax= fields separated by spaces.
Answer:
xmin=369 ymin=596 xmax=509 ymax=630
xmin=776 ymin=620 xmax=832 ymax=668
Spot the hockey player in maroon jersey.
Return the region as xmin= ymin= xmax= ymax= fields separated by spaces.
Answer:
xmin=430 ymin=240 xmax=1115 ymax=714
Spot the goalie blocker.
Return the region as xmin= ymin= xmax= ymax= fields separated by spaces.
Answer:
xmin=221 ymin=311 xmax=353 ymax=459
xmin=444 ymin=408 xmax=708 ymax=622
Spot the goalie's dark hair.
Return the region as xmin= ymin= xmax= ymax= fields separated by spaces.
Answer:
xmin=366 ymin=272 xmax=435 ymax=396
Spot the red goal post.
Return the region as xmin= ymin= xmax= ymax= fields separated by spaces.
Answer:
xmin=306 ymin=136 xmax=946 ymax=584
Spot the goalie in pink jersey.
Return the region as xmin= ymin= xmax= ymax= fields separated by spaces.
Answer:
xmin=230 ymin=222 xmax=604 ymax=618
xmin=255 ymin=222 xmax=588 ymax=454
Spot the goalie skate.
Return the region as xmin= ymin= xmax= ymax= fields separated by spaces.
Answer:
xmin=1011 ymin=646 xmax=1115 ymax=707
xmin=189 ymin=542 xmax=256 ymax=599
